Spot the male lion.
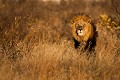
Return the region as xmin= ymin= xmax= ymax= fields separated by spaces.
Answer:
xmin=70 ymin=14 xmax=97 ymax=51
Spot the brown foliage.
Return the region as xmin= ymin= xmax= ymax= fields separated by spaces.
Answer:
xmin=0 ymin=0 xmax=120 ymax=80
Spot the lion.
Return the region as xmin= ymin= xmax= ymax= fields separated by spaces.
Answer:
xmin=70 ymin=14 xmax=97 ymax=51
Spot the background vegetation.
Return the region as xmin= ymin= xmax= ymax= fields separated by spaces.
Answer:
xmin=0 ymin=0 xmax=120 ymax=80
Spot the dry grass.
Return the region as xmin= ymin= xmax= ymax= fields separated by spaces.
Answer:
xmin=0 ymin=0 xmax=120 ymax=80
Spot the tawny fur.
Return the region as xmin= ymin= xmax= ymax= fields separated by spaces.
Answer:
xmin=70 ymin=15 xmax=96 ymax=49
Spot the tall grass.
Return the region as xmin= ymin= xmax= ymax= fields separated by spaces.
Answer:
xmin=0 ymin=0 xmax=120 ymax=80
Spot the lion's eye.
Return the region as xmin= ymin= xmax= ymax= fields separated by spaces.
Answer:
xmin=83 ymin=24 xmax=85 ymax=27
xmin=76 ymin=24 xmax=79 ymax=27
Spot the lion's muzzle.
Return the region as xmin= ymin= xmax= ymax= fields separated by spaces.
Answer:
xmin=77 ymin=29 xmax=85 ymax=36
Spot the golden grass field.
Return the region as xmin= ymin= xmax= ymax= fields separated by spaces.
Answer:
xmin=0 ymin=0 xmax=120 ymax=80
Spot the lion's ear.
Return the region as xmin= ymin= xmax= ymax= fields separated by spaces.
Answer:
xmin=83 ymin=15 xmax=92 ymax=23
xmin=70 ymin=19 xmax=74 ymax=24
xmin=87 ymin=19 xmax=92 ymax=23
xmin=69 ymin=20 xmax=74 ymax=27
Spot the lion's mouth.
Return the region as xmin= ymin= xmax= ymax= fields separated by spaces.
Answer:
xmin=77 ymin=29 xmax=85 ymax=36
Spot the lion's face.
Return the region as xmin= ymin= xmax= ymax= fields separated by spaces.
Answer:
xmin=73 ymin=19 xmax=91 ymax=37
xmin=75 ymin=21 xmax=86 ymax=36
xmin=76 ymin=25 xmax=85 ymax=36
xmin=70 ymin=15 xmax=94 ymax=42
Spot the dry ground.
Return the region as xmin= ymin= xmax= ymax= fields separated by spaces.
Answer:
xmin=0 ymin=0 xmax=120 ymax=80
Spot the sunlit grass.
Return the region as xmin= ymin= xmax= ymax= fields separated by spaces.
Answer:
xmin=0 ymin=0 xmax=120 ymax=80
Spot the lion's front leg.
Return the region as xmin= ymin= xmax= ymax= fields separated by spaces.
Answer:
xmin=73 ymin=38 xmax=80 ymax=48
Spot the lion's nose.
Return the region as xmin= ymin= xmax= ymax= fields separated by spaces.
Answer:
xmin=79 ymin=28 xmax=82 ymax=31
